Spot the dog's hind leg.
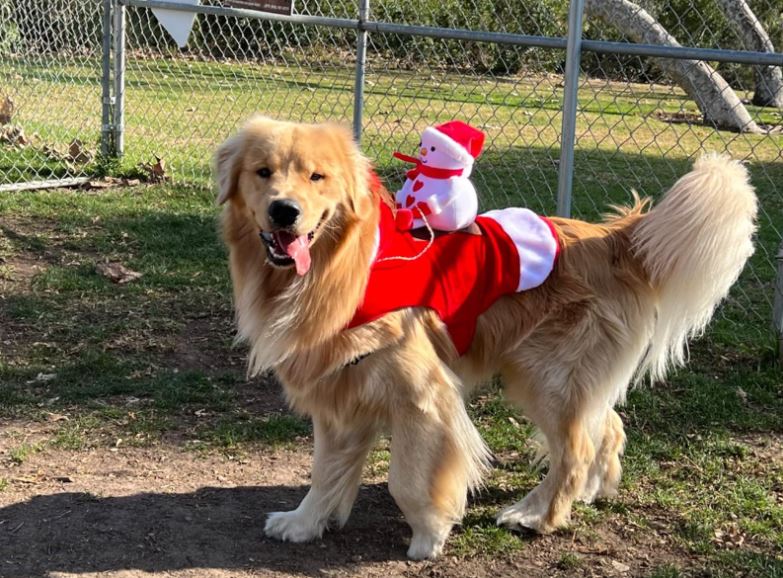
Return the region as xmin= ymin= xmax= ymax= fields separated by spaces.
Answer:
xmin=388 ymin=370 xmax=489 ymax=560
xmin=496 ymin=409 xmax=595 ymax=533
xmin=264 ymin=416 xmax=377 ymax=542
xmin=495 ymin=364 xmax=597 ymax=534
xmin=581 ymin=407 xmax=626 ymax=503
xmin=496 ymin=285 xmax=654 ymax=532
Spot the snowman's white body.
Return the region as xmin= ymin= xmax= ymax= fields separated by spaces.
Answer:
xmin=394 ymin=131 xmax=479 ymax=231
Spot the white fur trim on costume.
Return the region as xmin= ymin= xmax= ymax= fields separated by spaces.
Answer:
xmin=369 ymin=225 xmax=380 ymax=264
xmin=422 ymin=127 xmax=474 ymax=166
xmin=482 ymin=208 xmax=558 ymax=291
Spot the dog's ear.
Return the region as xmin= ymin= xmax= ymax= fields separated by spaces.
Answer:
xmin=347 ymin=150 xmax=372 ymax=216
xmin=327 ymin=124 xmax=372 ymax=217
xmin=215 ymin=131 xmax=243 ymax=206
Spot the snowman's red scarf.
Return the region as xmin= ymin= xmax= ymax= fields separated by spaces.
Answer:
xmin=393 ymin=152 xmax=465 ymax=180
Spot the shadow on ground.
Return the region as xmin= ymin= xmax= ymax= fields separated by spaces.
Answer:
xmin=0 ymin=482 xmax=409 ymax=577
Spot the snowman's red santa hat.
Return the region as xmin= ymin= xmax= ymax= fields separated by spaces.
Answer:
xmin=422 ymin=121 xmax=485 ymax=166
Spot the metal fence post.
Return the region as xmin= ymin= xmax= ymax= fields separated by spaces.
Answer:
xmin=353 ymin=0 xmax=369 ymax=143
xmin=101 ymin=0 xmax=114 ymax=157
xmin=113 ymin=0 xmax=126 ymax=157
xmin=774 ymin=241 xmax=783 ymax=365
xmin=556 ymin=0 xmax=586 ymax=218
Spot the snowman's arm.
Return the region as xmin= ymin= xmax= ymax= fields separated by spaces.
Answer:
xmin=420 ymin=192 xmax=448 ymax=215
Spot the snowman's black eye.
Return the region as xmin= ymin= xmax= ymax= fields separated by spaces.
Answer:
xmin=430 ymin=146 xmax=436 ymax=151
xmin=418 ymin=142 xmax=422 ymax=147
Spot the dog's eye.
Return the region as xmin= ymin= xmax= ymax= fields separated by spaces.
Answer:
xmin=257 ymin=167 xmax=272 ymax=178
xmin=310 ymin=173 xmax=325 ymax=182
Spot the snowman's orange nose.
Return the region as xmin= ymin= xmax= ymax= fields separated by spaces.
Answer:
xmin=420 ymin=147 xmax=428 ymax=157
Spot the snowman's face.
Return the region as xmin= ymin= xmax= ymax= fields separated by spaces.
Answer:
xmin=417 ymin=133 xmax=464 ymax=170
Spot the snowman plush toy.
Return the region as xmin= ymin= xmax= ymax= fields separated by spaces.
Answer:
xmin=393 ymin=120 xmax=485 ymax=232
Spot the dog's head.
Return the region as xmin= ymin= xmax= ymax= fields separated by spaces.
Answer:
xmin=215 ymin=116 xmax=373 ymax=276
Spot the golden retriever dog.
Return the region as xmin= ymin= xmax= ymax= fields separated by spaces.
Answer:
xmin=216 ymin=116 xmax=757 ymax=560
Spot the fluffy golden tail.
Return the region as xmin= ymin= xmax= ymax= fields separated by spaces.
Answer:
xmin=632 ymin=154 xmax=758 ymax=382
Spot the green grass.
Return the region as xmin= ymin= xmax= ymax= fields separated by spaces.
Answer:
xmin=204 ymin=413 xmax=312 ymax=451
xmin=450 ymin=510 xmax=524 ymax=558
xmin=50 ymin=415 xmax=103 ymax=451
xmin=8 ymin=442 xmax=43 ymax=465
xmin=0 ymin=57 xmax=781 ymax=575
xmin=556 ymin=552 xmax=583 ymax=570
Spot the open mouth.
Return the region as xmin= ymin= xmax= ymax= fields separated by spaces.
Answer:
xmin=259 ymin=216 xmax=326 ymax=276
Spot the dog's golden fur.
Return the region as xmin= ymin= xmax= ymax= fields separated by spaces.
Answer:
xmin=217 ymin=116 xmax=757 ymax=559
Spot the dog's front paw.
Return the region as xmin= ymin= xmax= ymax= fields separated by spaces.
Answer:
xmin=406 ymin=530 xmax=447 ymax=560
xmin=264 ymin=510 xmax=325 ymax=543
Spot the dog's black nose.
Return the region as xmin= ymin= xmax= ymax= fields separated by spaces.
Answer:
xmin=268 ymin=199 xmax=301 ymax=228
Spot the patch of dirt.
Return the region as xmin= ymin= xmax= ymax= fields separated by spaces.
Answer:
xmin=651 ymin=110 xmax=703 ymax=125
xmin=0 ymin=253 xmax=45 ymax=359
xmin=736 ymin=433 xmax=783 ymax=463
xmin=169 ymin=315 xmax=247 ymax=374
xmin=0 ymin=219 xmax=51 ymax=293
xmin=0 ymin=254 xmax=44 ymax=285
xmin=230 ymin=376 xmax=291 ymax=416
xmin=0 ymin=216 xmax=77 ymax=307
xmin=1 ymin=216 xmax=89 ymax=263
xmin=0 ymin=441 xmax=709 ymax=578
xmin=0 ymin=446 xmax=402 ymax=578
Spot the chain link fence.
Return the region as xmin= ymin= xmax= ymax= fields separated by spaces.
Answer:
xmin=0 ymin=0 xmax=104 ymax=190
xmin=1 ymin=0 xmax=782 ymax=348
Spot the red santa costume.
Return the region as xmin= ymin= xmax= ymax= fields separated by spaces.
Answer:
xmin=347 ymin=199 xmax=560 ymax=356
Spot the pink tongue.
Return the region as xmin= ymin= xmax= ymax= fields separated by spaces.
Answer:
xmin=278 ymin=232 xmax=311 ymax=276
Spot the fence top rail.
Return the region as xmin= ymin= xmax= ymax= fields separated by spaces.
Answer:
xmin=120 ymin=0 xmax=359 ymax=28
xmin=120 ymin=0 xmax=783 ymax=67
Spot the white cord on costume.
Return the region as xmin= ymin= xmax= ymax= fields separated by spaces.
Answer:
xmin=376 ymin=213 xmax=435 ymax=263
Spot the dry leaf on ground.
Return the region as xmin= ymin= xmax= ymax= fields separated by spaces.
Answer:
xmin=0 ymin=125 xmax=28 ymax=146
xmin=137 ymin=155 xmax=169 ymax=183
xmin=96 ymin=261 xmax=143 ymax=284
xmin=0 ymin=95 xmax=14 ymax=124
xmin=67 ymin=139 xmax=94 ymax=164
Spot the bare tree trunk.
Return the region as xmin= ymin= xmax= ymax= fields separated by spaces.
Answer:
xmin=585 ymin=0 xmax=762 ymax=133
xmin=716 ymin=0 xmax=783 ymax=108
